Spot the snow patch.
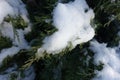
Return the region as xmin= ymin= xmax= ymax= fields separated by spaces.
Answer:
xmin=0 ymin=47 xmax=20 ymax=65
xmin=0 ymin=0 xmax=31 ymax=65
xmin=0 ymin=0 xmax=33 ymax=79
xmin=90 ymin=40 xmax=120 ymax=80
xmin=0 ymin=65 xmax=35 ymax=80
xmin=37 ymin=0 xmax=95 ymax=56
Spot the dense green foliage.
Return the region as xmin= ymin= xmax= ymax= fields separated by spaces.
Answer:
xmin=87 ymin=0 xmax=120 ymax=47
xmin=25 ymin=0 xmax=57 ymax=45
xmin=35 ymin=44 xmax=103 ymax=80
xmin=0 ymin=36 xmax=12 ymax=51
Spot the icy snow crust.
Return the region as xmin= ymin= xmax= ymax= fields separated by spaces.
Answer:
xmin=0 ymin=0 xmax=31 ymax=64
xmin=90 ymin=40 xmax=120 ymax=80
xmin=37 ymin=0 xmax=95 ymax=56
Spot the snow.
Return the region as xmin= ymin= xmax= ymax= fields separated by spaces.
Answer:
xmin=0 ymin=47 xmax=20 ymax=65
xmin=0 ymin=0 xmax=14 ymax=24
xmin=0 ymin=22 xmax=29 ymax=49
xmin=37 ymin=0 xmax=95 ymax=57
xmin=0 ymin=0 xmax=31 ymax=65
xmin=90 ymin=40 xmax=120 ymax=80
xmin=0 ymin=65 xmax=35 ymax=80
xmin=0 ymin=75 xmax=9 ymax=80
xmin=22 ymin=66 xmax=36 ymax=80
xmin=111 ymin=0 xmax=116 ymax=3
xmin=0 ymin=0 xmax=119 ymax=79
xmin=0 ymin=0 xmax=35 ymax=79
